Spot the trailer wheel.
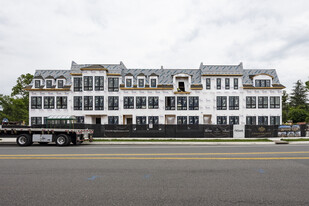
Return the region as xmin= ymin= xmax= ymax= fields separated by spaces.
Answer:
xmin=55 ymin=134 xmax=71 ymax=146
xmin=16 ymin=134 xmax=32 ymax=146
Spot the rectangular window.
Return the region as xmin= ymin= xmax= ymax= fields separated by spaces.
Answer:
xmin=148 ymin=116 xmax=159 ymax=125
xmin=108 ymin=96 xmax=119 ymax=110
xmin=270 ymin=116 xmax=280 ymax=125
xmin=217 ymin=116 xmax=227 ymax=125
xmin=189 ymin=97 xmax=199 ymax=110
xmin=58 ymin=80 xmax=64 ymax=88
xmin=108 ymin=78 xmax=119 ymax=92
xmin=74 ymin=96 xmax=82 ymax=110
xmin=165 ymin=97 xmax=175 ymax=110
xmin=217 ymin=96 xmax=227 ymax=110
xmin=84 ymin=96 xmax=93 ymax=110
xmin=234 ymin=78 xmax=238 ymax=89
xmin=95 ymin=96 xmax=104 ymax=110
xmin=150 ymin=79 xmax=157 ymax=87
xmin=136 ymin=97 xmax=146 ymax=109
xmin=31 ymin=117 xmax=42 ymax=125
xmin=270 ymin=97 xmax=280 ymax=108
xmin=177 ymin=97 xmax=187 ymax=110
xmin=148 ymin=96 xmax=159 ymax=109
xmin=108 ymin=116 xmax=119 ymax=125
xmin=177 ymin=116 xmax=187 ymax=125
xmin=35 ymin=80 xmax=41 ymax=88
xmin=84 ymin=76 xmax=93 ymax=91
xmin=44 ymin=97 xmax=54 ymax=109
xmin=126 ymin=78 xmax=132 ymax=87
xmin=206 ymin=78 xmax=211 ymax=90
xmin=95 ymin=76 xmax=104 ymax=91
xmin=46 ymin=80 xmax=53 ymax=88
xmin=258 ymin=97 xmax=268 ymax=108
xmin=124 ymin=97 xmax=134 ymax=109
xmin=258 ymin=116 xmax=268 ymax=125
xmin=246 ymin=97 xmax=256 ymax=108
xmin=74 ymin=77 xmax=82 ymax=92
xmin=255 ymin=80 xmax=271 ymax=87
xmin=138 ymin=79 xmax=145 ymax=88
xmin=229 ymin=96 xmax=239 ymax=110
xmin=246 ymin=116 xmax=256 ymax=125
xmin=136 ymin=116 xmax=147 ymax=125
xmin=76 ymin=116 xmax=84 ymax=123
xmin=217 ymin=78 xmax=221 ymax=90
xmin=225 ymin=78 xmax=230 ymax=89
xmin=56 ymin=97 xmax=67 ymax=109
xmin=31 ymin=97 xmax=42 ymax=109
xmin=189 ymin=116 xmax=199 ymax=125
xmin=229 ymin=116 xmax=239 ymax=125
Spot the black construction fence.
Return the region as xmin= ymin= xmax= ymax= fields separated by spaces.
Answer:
xmin=3 ymin=124 xmax=307 ymax=138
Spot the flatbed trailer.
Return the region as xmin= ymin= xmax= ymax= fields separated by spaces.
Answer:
xmin=0 ymin=126 xmax=94 ymax=146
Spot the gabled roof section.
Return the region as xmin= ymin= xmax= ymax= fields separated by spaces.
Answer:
xmin=200 ymin=63 xmax=243 ymax=76
xmin=242 ymin=69 xmax=280 ymax=85
xmin=122 ymin=68 xmax=201 ymax=84
xmin=30 ymin=70 xmax=72 ymax=86
xmin=71 ymin=61 xmax=126 ymax=74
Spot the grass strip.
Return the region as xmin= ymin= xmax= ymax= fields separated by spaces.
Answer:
xmin=281 ymin=138 xmax=309 ymax=142
xmin=93 ymin=138 xmax=272 ymax=142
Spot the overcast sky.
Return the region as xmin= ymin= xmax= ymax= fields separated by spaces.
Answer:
xmin=1 ymin=0 xmax=309 ymax=95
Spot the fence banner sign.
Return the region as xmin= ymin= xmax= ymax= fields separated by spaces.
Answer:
xmin=278 ymin=125 xmax=301 ymax=137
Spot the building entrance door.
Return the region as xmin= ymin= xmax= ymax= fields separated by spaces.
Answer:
xmin=203 ymin=115 xmax=212 ymax=124
xmin=96 ymin=118 xmax=101 ymax=125
xmin=127 ymin=118 xmax=132 ymax=125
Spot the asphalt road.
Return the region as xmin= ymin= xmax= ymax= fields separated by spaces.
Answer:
xmin=1 ymin=144 xmax=309 ymax=206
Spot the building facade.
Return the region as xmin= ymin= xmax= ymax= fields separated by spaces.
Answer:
xmin=26 ymin=61 xmax=285 ymax=126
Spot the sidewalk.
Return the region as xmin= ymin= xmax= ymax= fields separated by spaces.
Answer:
xmin=1 ymin=137 xmax=309 ymax=145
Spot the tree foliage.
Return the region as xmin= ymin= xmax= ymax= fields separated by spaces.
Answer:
xmin=290 ymin=80 xmax=308 ymax=109
xmin=0 ymin=73 xmax=33 ymax=124
xmin=288 ymin=108 xmax=308 ymax=123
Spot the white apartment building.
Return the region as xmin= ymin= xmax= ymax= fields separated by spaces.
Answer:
xmin=26 ymin=61 xmax=284 ymax=126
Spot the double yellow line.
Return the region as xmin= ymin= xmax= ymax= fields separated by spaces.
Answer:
xmin=1 ymin=151 xmax=309 ymax=160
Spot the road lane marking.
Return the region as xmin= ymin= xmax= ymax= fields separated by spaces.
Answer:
xmin=1 ymin=157 xmax=309 ymax=160
xmin=1 ymin=151 xmax=309 ymax=157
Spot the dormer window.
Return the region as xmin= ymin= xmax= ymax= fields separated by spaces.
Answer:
xmin=35 ymin=80 xmax=41 ymax=88
xmin=255 ymin=80 xmax=271 ymax=87
xmin=46 ymin=80 xmax=53 ymax=88
xmin=150 ymin=78 xmax=157 ymax=88
xmin=138 ymin=78 xmax=145 ymax=88
xmin=178 ymin=82 xmax=185 ymax=92
xmin=58 ymin=80 xmax=64 ymax=88
xmin=126 ymin=78 xmax=132 ymax=87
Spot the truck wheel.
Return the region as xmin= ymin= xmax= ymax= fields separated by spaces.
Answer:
xmin=55 ymin=134 xmax=71 ymax=146
xmin=16 ymin=134 xmax=32 ymax=146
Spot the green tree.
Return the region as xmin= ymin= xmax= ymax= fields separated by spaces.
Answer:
xmin=282 ymin=90 xmax=289 ymax=122
xmin=11 ymin=73 xmax=33 ymax=98
xmin=0 ymin=74 xmax=33 ymax=124
xmin=306 ymin=80 xmax=309 ymax=90
xmin=290 ymin=80 xmax=308 ymax=109
xmin=288 ymin=108 xmax=308 ymax=123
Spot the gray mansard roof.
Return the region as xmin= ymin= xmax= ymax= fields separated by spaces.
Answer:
xmin=29 ymin=61 xmax=282 ymax=87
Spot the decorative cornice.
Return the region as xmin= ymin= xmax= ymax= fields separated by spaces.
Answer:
xmin=24 ymin=88 xmax=71 ymax=91
xmin=70 ymin=73 xmax=82 ymax=76
xmin=250 ymin=73 xmax=274 ymax=79
xmin=243 ymin=86 xmax=285 ymax=90
xmin=107 ymin=73 xmax=121 ymax=76
xmin=80 ymin=68 xmax=108 ymax=71
xmin=174 ymin=91 xmax=191 ymax=94
xmin=120 ymin=87 xmax=172 ymax=90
